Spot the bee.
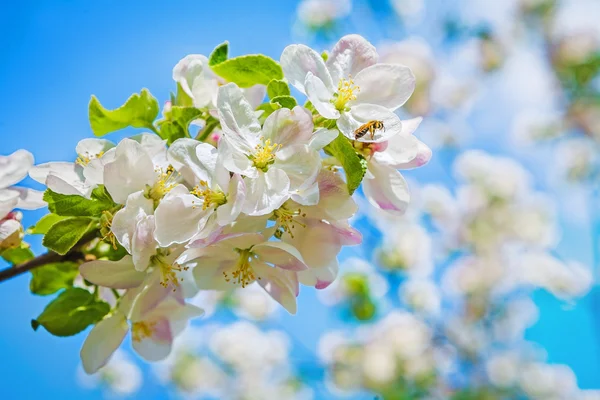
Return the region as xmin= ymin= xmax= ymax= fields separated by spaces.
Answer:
xmin=354 ymin=120 xmax=385 ymax=140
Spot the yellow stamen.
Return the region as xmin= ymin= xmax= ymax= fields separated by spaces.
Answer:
xmin=152 ymin=253 xmax=188 ymax=292
xmin=76 ymin=151 xmax=105 ymax=167
xmin=332 ymin=76 xmax=360 ymax=112
xmin=131 ymin=321 xmax=156 ymax=342
xmin=273 ymin=206 xmax=307 ymax=239
xmin=190 ymin=181 xmax=227 ymax=210
xmin=146 ymin=165 xmax=180 ymax=206
xmin=251 ymin=139 xmax=280 ymax=171
xmin=223 ymin=249 xmax=257 ymax=288
xmin=99 ymin=210 xmax=118 ymax=250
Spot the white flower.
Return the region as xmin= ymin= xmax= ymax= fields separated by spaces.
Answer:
xmin=297 ymin=0 xmax=351 ymax=28
xmin=216 ymin=83 xmax=323 ymax=215
xmin=281 ymin=34 xmax=415 ymax=142
xmin=399 ymin=279 xmax=441 ymax=316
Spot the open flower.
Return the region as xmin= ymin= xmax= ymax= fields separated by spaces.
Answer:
xmin=281 ymin=34 xmax=415 ymax=142
xmin=177 ymin=232 xmax=308 ymax=314
xmin=217 ymin=83 xmax=322 ymax=215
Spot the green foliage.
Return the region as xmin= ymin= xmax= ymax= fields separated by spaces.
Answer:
xmin=31 ymin=288 xmax=110 ymax=337
xmin=44 ymin=186 xmax=116 ymax=217
xmin=89 ymin=89 xmax=159 ymax=137
xmin=175 ymin=82 xmax=194 ymax=107
xmin=31 ymin=214 xmax=69 ymax=235
xmin=30 ymin=262 xmax=79 ymax=296
xmin=42 ymin=217 xmax=96 ymax=255
xmin=211 ymin=54 xmax=283 ymax=88
xmin=271 ymin=95 xmax=297 ymax=109
xmin=1 ymin=244 xmax=34 ymax=265
xmin=208 ymin=41 xmax=229 ymax=67
xmin=158 ymin=106 xmax=204 ymax=144
xmin=267 ymin=79 xmax=291 ymax=99
xmin=324 ymin=134 xmax=368 ymax=194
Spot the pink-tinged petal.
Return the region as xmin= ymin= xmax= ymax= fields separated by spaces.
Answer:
xmin=291 ymin=180 xmax=320 ymax=206
xmin=326 ymin=34 xmax=378 ymax=84
xmin=298 ymin=261 xmax=339 ymax=289
xmin=253 ymin=241 xmax=308 ymax=271
xmin=131 ymin=215 xmax=157 ymax=272
xmin=253 ymin=261 xmax=299 ymax=314
xmin=104 ymin=139 xmax=155 ymax=204
xmin=132 ymin=317 xmax=173 ymax=362
xmin=192 ymin=258 xmax=239 ymax=290
xmin=283 ymin=219 xmax=342 ymax=269
xmin=281 ymin=44 xmax=334 ymax=93
xmin=305 ymin=72 xmax=340 ymax=119
xmin=0 ymin=150 xmax=33 ymax=188
xmin=275 ymin=144 xmax=321 ymax=191
xmin=338 ymin=104 xmax=403 ymax=143
xmin=79 ymin=256 xmax=145 ymax=289
xmin=372 ymin=118 xmax=424 ymax=168
xmin=243 ymin=169 xmax=290 ymax=216
xmin=80 ymin=312 xmax=129 ymax=374
xmin=363 ymin=161 xmax=410 ymax=215
xmin=331 ymin=221 xmax=362 ymax=245
xmin=392 ymin=139 xmax=432 ymax=170
xmin=262 ymin=106 xmax=314 ymax=149
xmin=129 ymin=270 xmax=172 ymax=319
xmin=217 ymin=83 xmax=261 ymax=153
xmin=242 ymin=84 xmax=267 ymax=108
xmin=314 ymin=169 xmax=358 ymax=220
xmin=353 ymin=64 xmax=415 ymax=110
xmin=216 ymin=174 xmax=246 ymax=226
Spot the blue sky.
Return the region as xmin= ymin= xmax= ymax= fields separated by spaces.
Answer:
xmin=1 ymin=1 xmax=599 ymax=398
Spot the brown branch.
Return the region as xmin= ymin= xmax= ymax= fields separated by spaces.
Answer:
xmin=0 ymin=232 xmax=98 ymax=284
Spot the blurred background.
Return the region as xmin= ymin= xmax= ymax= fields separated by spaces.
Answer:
xmin=2 ymin=0 xmax=600 ymax=398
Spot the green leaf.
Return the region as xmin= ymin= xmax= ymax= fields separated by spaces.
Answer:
xmin=175 ymin=82 xmax=193 ymax=107
xmin=43 ymin=217 xmax=96 ymax=255
xmin=211 ymin=55 xmax=283 ymax=88
xmin=30 ymin=262 xmax=79 ymax=296
xmin=31 ymin=214 xmax=69 ymax=235
xmin=271 ymin=95 xmax=297 ymax=109
xmin=44 ymin=185 xmax=116 ymax=217
xmin=89 ymin=89 xmax=159 ymax=137
xmin=1 ymin=244 xmax=34 ymax=264
xmin=324 ymin=134 xmax=367 ymax=195
xmin=208 ymin=41 xmax=229 ymax=66
xmin=31 ymin=288 xmax=110 ymax=336
xmin=157 ymin=106 xmax=204 ymax=144
xmin=267 ymin=79 xmax=291 ymax=99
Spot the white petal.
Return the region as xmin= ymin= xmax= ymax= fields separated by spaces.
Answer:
xmin=0 ymin=190 xmax=18 ymax=219
xmin=297 ymin=260 xmax=339 ymax=289
xmin=76 ymin=138 xmax=115 ymax=160
xmin=280 ymin=44 xmax=333 ymax=93
xmin=0 ymin=150 xmax=34 ymax=189
xmin=326 ymin=34 xmax=378 ymax=84
xmin=314 ymin=169 xmax=357 ymax=220
xmin=173 ymin=54 xmax=215 ymax=108
xmin=29 ymin=162 xmax=89 ymax=196
xmin=305 ymin=72 xmax=340 ymax=119
xmin=167 ymin=139 xmax=216 ymax=185
xmin=111 ymin=191 xmax=154 ymax=253
xmin=79 ymin=256 xmax=146 ymax=289
xmin=217 ymin=83 xmax=261 ymax=153
xmin=283 ymin=219 xmax=344 ymax=269
xmin=262 ymin=106 xmax=314 ymax=149
xmin=243 ymin=169 xmax=290 ymax=216
xmin=129 ymin=134 xmax=168 ymax=161
xmin=309 ymin=128 xmax=338 ymax=151
xmin=80 ymin=313 xmax=129 ymax=374
xmin=154 ymin=188 xmax=209 ymax=247
xmin=0 ymin=218 xmax=21 ymax=247
xmin=104 ymin=139 xmax=155 ymax=204
xmin=353 ymin=64 xmax=415 ymax=110
xmin=215 ymin=174 xmax=245 ymax=226
xmin=373 ymin=135 xmax=419 ymax=168
xmin=338 ymin=104 xmax=403 ymax=143
xmin=392 ymin=138 xmax=432 ymax=170
xmin=274 ymin=144 xmax=321 ymax=191
xmin=242 ymin=84 xmax=267 ymax=108
xmin=217 ymin=137 xmax=256 ymax=177
xmin=253 ymin=261 xmax=299 ymax=315
xmin=131 ymin=215 xmax=157 ymax=271
xmin=46 ymin=174 xmax=91 ymax=197
xmin=253 ymin=241 xmax=308 ymax=271
xmin=12 ymin=187 xmax=45 ymax=210
xmin=132 ymin=317 xmax=173 ymax=362
xmin=363 ymin=161 xmax=410 ymax=215
xmin=291 ymin=180 xmax=320 ymax=206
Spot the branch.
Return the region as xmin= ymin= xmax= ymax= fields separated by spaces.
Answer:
xmin=0 ymin=232 xmax=98 ymax=284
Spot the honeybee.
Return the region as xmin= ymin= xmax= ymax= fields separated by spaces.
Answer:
xmin=354 ymin=120 xmax=385 ymax=140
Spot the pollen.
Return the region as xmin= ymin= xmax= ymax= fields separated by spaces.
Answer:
xmin=191 ymin=181 xmax=227 ymax=210
xmin=75 ymin=151 xmax=105 ymax=167
xmin=223 ymin=249 xmax=257 ymax=288
xmin=273 ymin=206 xmax=307 ymax=239
xmin=146 ymin=165 xmax=180 ymax=205
xmin=152 ymin=253 xmax=189 ymax=292
xmin=132 ymin=321 xmax=156 ymax=342
xmin=251 ymin=139 xmax=280 ymax=171
xmin=332 ymin=76 xmax=360 ymax=112
xmin=99 ymin=210 xmax=118 ymax=250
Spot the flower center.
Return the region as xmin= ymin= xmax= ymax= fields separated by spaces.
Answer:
xmin=75 ymin=151 xmax=105 ymax=167
xmin=131 ymin=321 xmax=156 ymax=342
xmin=273 ymin=206 xmax=307 ymax=239
xmin=251 ymin=139 xmax=280 ymax=172
xmin=152 ymin=252 xmax=188 ymax=291
xmin=332 ymin=77 xmax=360 ymax=112
xmin=99 ymin=210 xmax=118 ymax=250
xmin=190 ymin=181 xmax=227 ymax=210
xmin=223 ymin=249 xmax=258 ymax=288
xmin=146 ymin=165 xmax=179 ymax=206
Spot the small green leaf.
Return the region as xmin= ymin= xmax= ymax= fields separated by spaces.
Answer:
xmin=211 ymin=55 xmax=283 ymax=88
xmin=30 ymin=262 xmax=79 ymax=296
xmin=31 ymin=288 xmax=110 ymax=336
xmin=267 ymin=79 xmax=291 ymax=99
xmin=175 ymin=82 xmax=194 ymax=107
xmin=321 ymin=51 xmax=329 ymax=62
xmin=324 ymin=134 xmax=367 ymax=195
xmin=89 ymin=89 xmax=159 ymax=137
xmin=44 ymin=185 xmax=116 ymax=217
xmin=208 ymin=41 xmax=229 ymax=66
xmin=1 ymin=244 xmax=34 ymax=264
xmin=271 ymin=95 xmax=297 ymax=110
xmin=157 ymin=106 xmax=204 ymax=144
xmin=43 ymin=217 xmax=96 ymax=255
xmin=31 ymin=214 xmax=69 ymax=235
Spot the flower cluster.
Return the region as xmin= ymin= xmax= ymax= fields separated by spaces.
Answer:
xmin=19 ymin=34 xmax=428 ymax=374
